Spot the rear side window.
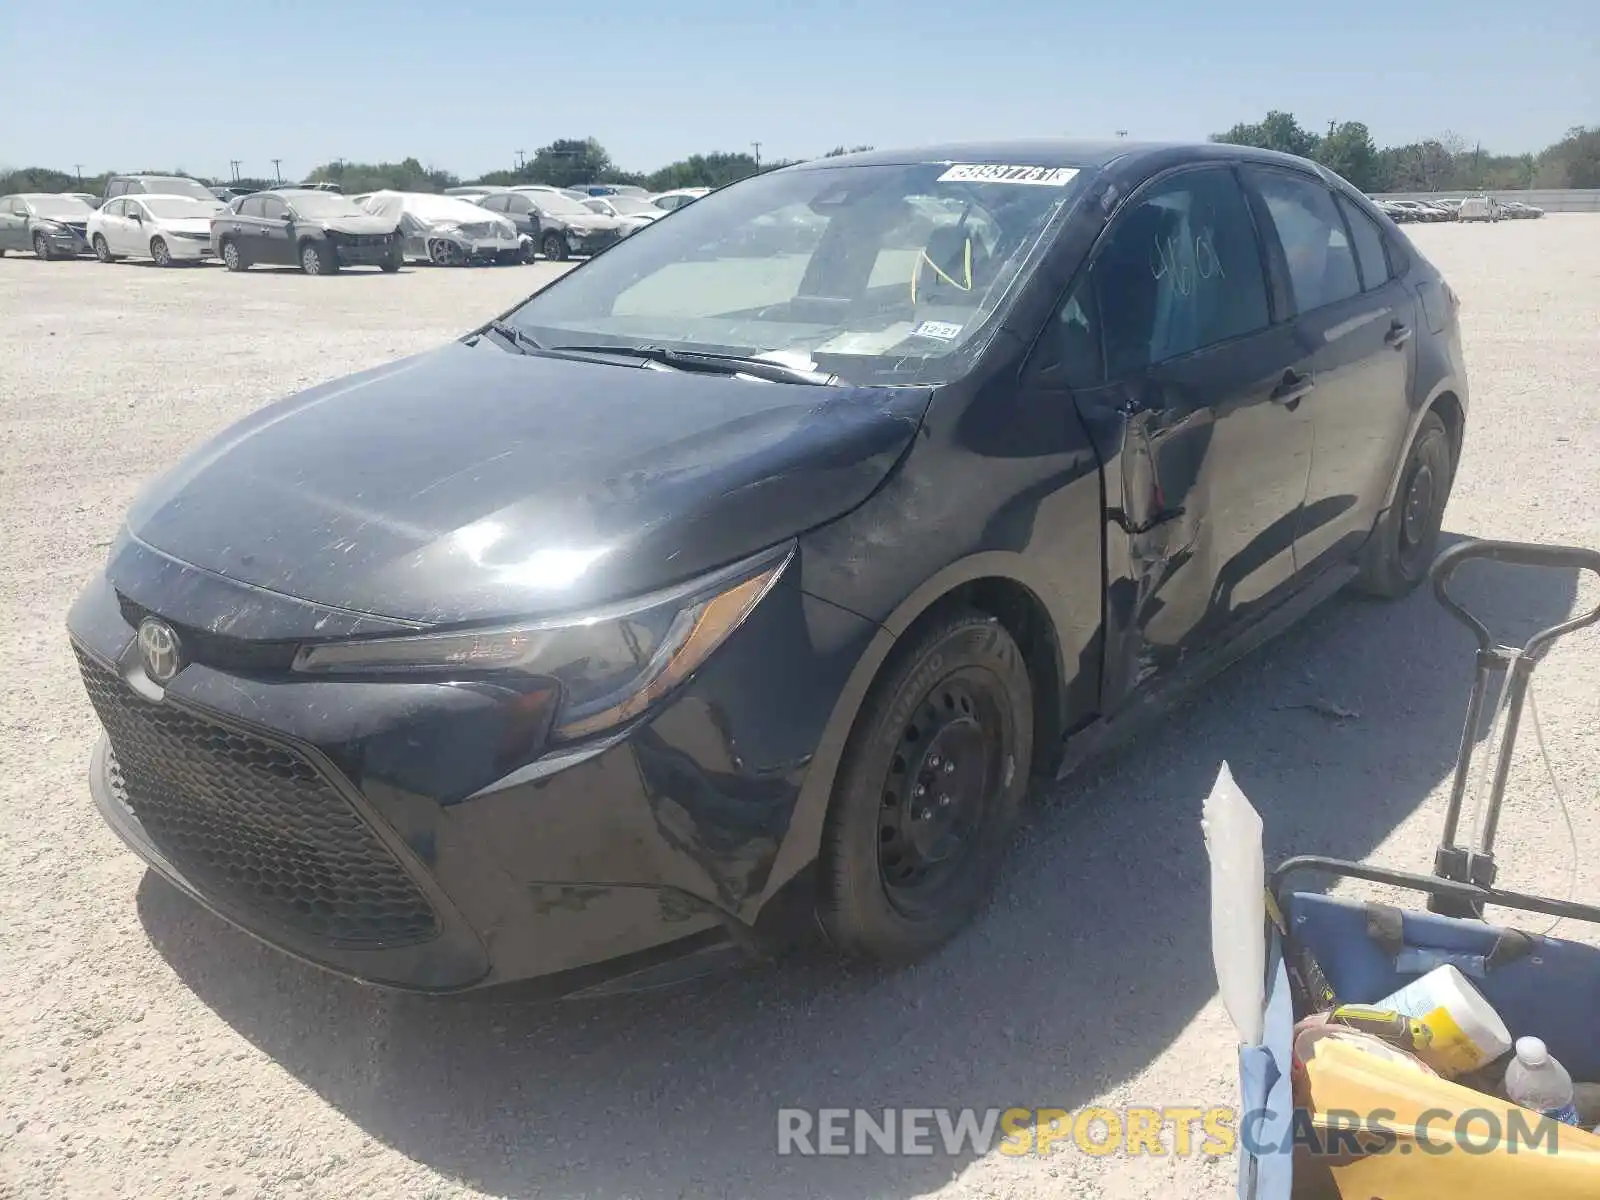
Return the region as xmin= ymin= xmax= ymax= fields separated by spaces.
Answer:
xmin=478 ymin=195 xmax=507 ymax=212
xmin=1063 ymin=166 xmax=1271 ymax=381
xmin=237 ymin=197 xmax=264 ymax=218
xmin=1336 ymin=194 xmax=1391 ymax=292
xmin=259 ymin=197 xmax=288 ymax=219
xmin=1245 ymin=168 xmax=1362 ymax=313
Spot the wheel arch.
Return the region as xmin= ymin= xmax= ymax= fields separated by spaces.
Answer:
xmin=752 ymin=553 xmax=1077 ymax=928
xmin=1379 ymin=384 xmax=1466 ymax=512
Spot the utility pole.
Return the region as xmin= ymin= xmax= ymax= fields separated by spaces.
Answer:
xmin=751 ymin=141 xmax=762 ymax=173
xmin=271 ymin=158 xmax=282 ymax=182
xmin=1114 ymin=130 xmax=1127 ymax=139
xmin=73 ymin=164 xmax=84 ymax=182
xmin=229 ymin=159 xmax=241 ymax=182
xmin=515 ymin=149 xmax=526 ymax=170
xmin=1327 ymin=119 xmax=1336 ymax=138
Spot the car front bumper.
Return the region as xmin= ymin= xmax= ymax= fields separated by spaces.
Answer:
xmin=163 ymin=236 xmax=212 ymax=260
xmin=330 ymin=239 xmax=398 ymax=266
xmin=67 ymin=556 xmax=876 ymax=993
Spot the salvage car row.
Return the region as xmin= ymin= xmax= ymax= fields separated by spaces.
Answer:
xmin=0 ymin=175 xmax=712 ymax=273
xmin=1376 ymin=195 xmax=1545 ymax=223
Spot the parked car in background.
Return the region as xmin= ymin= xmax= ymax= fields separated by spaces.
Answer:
xmin=1500 ymin=199 xmax=1544 ymax=219
xmin=66 ymin=140 xmax=1469 ymax=996
xmin=88 ymin=195 xmax=217 ymax=265
xmin=444 ymin=185 xmax=504 ymax=200
xmin=210 ymin=186 xmax=257 ymax=203
xmin=358 ymin=190 xmax=529 ymax=264
xmin=0 ymin=193 xmax=95 ymax=258
xmin=581 ymin=193 xmax=665 ymax=234
xmin=295 ymin=181 xmax=343 ymax=193
xmin=1457 ymin=194 xmax=1502 ymax=223
xmin=574 ymin=183 xmax=650 ymax=198
xmin=650 ymin=187 xmax=711 ymax=211
xmin=211 ymin=188 xmax=402 ymax=275
xmin=66 ymin=192 xmax=103 ymax=209
xmin=497 ymin=187 xmax=625 ymax=259
xmin=103 ymin=175 xmax=223 ymax=210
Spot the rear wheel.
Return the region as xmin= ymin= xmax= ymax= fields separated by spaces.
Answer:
xmin=150 ymin=237 xmax=173 ymax=267
xmin=33 ymin=232 xmax=53 ymax=260
xmin=819 ymin=611 xmax=1032 ymax=961
xmin=1355 ymin=410 xmax=1455 ymax=598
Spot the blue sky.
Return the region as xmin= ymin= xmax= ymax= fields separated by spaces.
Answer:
xmin=2 ymin=0 xmax=1593 ymax=180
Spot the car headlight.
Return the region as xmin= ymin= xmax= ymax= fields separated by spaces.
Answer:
xmin=291 ymin=543 xmax=793 ymax=741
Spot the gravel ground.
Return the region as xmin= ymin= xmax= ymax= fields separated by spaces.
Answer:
xmin=3 ymin=219 xmax=1599 ymax=1200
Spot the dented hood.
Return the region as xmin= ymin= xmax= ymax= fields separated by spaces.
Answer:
xmin=118 ymin=341 xmax=930 ymax=625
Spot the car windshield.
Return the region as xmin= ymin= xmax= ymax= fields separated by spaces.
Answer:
xmin=606 ymin=196 xmax=659 ymax=215
xmin=143 ymin=197 xmax=216 ymax=219
xmin=29 ymin=196 xmax=94 ymax=218
xmin=140 ymin=177 xmax=216 ymax=203
xmin=286 ymin=192 xmax=367 ymax=218
xmin=502 ymin=160 xmax=1090 ymax=386
xmin=522 ymin=191 xmax=593 ymax=217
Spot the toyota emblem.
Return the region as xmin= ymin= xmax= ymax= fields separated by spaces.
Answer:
xmin=137 ymin=618 xmax=183 ymax=684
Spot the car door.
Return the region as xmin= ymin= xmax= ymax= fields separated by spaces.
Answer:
xmin=123 ymin=199 xmax=155 ymax=255
xmin=256 ymin=195 xmax=293 ymax=263
xmin=97 ymin=199 xmax=125 ymax=253
xmin=1240 ymin=167 xmax=1416 ymax=574
xmin=1048 ymin=164 xmax=1313 ymax=690
xmin=0 ymin=197 xmax=24 ymax=251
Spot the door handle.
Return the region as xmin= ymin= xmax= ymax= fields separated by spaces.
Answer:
xmin=1385 ymin=321 xmax=1413 ymax=349
xmin=1271 ymin=369 xmax=1315 ymax=407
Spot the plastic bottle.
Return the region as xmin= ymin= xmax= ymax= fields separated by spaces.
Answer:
xmin=1503 ymin=1036 xmax=1581 ymax=1126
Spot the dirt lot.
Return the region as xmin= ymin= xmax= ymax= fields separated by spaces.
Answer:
xmin=3 ymin=219 xmax=1599 ymax=1200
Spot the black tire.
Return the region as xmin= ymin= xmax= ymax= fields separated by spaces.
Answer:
xmin=818 ymin=610 xmax=1033 ymax=961
xmin=519 ymin=240 xmax=539 ymax=264
xmin=34 ymin=232 xmax=54 ymax=261
xmin=494 ymin=249 xmax=519 ymax=266
xmin=541 ymin=231 xmax=569 ymax=261
xmin=93 ymin=235 xmax=116 ymax=263
xmin=379 ymin=247 xmax=403 ymax=273
xmin=220 ymin=238 xmax=248 ymax=272
xmin=150 ymin=237 xmax=173 ymax=267
xmin=1355 ymin=410 xmax=1455 ymax=598
xmin=300 ymin=240 xmax=336 ymax=275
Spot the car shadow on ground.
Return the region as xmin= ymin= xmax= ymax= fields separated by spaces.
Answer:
xmin=136 ymin=535 xmax=1581 ymax=1200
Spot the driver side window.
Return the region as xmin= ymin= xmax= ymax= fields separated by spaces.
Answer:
xmin=260 ymin=197 xmax=288 ymax=220
xmin=1051 ymin=167 xmax=1271 ymax=386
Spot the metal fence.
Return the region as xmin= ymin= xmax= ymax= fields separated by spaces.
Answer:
xmin=1368 ymin=189 xmax=1600 ymax=213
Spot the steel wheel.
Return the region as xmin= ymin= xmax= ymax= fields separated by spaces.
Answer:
xmin=150 ymin=237 xmax=172 ymax=267
xmin=819 ymin=610 xmax=1032 ymax=960
xmin=877 ymin=675 xmax=1000 ymax=912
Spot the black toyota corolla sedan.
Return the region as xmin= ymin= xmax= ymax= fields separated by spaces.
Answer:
xmin=69 ymin=140 xmax=1467 ymax=995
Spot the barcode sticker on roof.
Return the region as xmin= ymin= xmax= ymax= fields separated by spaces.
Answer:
xmin=935 ymin=164 xmax=1080 ymax=186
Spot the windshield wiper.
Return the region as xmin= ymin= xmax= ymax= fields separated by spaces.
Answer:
xmin=545 ymin=344 xmax=837 ymax=386
xmin=478 ymin=319 xmax=544 ymax=355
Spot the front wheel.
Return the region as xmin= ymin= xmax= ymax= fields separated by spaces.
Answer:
xmin=93 ymin=235 xmax=117 ymax=263
xmin=220 ymin=238 xmax=247 ymax=272
xmin=379 ymin=247 xmax=403 ymax=273
xmin=300 ymin=241 xmax=336 ymax=275
xmin=541 ymin=232 xmax=569 ymax=261
xmin=819 ymin=610 xmax=1033 ymax=961
xmin=150 ymin=237 xmax=173 ymax=267
xmin=34 ymin=232 xmax=54 ymax=260
xmin=1355 ymin=410 xmax=1455 ymax=598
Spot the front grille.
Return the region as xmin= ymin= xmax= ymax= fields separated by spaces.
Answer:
xmin=75 ymin=646 xmax=438 ymax=948
xmin=458 ymin=222 xmax=494 ymax=238
xmin=337 ymin=233 xmax=387 ymax=247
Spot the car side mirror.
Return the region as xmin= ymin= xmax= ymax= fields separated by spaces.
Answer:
xmin=282 ymin=213 xmax=295 ymax=223
xmin=130 ymin=211 xmax=142 ymax=222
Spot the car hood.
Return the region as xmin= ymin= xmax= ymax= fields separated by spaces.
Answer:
xmin=561 ymin=215 xmax=623 ymax=232
xmin=119 ymin=340 xmax=930 ymax=626
xmin=156 ymin=217 xmax=214 ymax=235
xmin=314 ymin=215 xmax=396 ymax=235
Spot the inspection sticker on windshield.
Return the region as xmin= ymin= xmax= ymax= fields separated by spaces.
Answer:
xmin=936 ymin=164 xmax=1080 ymax=187
xmin=912 ymin=320 xmax=964 ymax=340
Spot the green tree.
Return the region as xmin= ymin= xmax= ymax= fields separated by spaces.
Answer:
xmin=646 ymin=151 xmax=760 ymax=190
xmin=1314 ymin=121 xmax=1383 ymax=190
xmin=526 ymin=138 xmax=615 ymax=188
xmin=1211 ymin=110 xmax=1320 ymax=158
xmin=824 ymin=145 xmax=875 ymax=157
xmin=303 ymin=157 xmax=458 ymax=194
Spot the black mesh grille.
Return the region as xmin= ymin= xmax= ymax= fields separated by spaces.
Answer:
xmin=75 ymin=646 xmax=438 ymax=948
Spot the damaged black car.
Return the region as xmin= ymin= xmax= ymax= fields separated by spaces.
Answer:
xmin=68 ymin=140 xmax=1467 ymax=995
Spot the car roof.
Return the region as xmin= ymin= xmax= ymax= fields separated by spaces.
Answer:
xmin=791 ymin=138 xmax=1329 ymax=176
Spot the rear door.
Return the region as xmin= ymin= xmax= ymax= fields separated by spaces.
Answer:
xmin=99 ymin=199 xmax=130 ymax=253
xmin=1054 ymin=164 xmax=1314 ymax=690
xmin=1240 ymin=167 xmax=1416 ymax=573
